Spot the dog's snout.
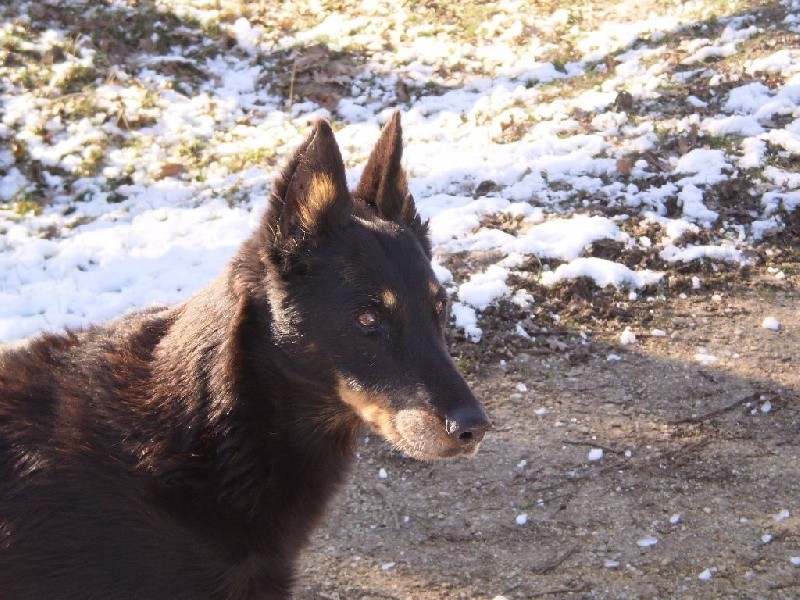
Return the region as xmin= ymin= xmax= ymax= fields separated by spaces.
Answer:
xmin=445 ymin=405 xmax=491 ymax=446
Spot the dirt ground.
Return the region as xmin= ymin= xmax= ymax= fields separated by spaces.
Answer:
xmin=298 ymin=266 xmax=799 ymax=599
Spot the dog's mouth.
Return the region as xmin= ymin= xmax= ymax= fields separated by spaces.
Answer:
xmin=336 ymin=379 xmax=486 ymax=460
xmin=393 ymin=407 xmax=485 ymax=460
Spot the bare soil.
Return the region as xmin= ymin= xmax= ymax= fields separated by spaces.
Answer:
xmin=299 ymin=268 xmax=799 ymax=599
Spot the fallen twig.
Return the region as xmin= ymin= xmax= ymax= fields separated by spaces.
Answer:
xmin=529 ymin=582 xmax=590 ymax=597
xmin=374 ymin=482 xmax=400 ymax=529
xmin=563 ymin=439 xmax=621 ymax=454
xmin=668 ymin=392 xmax=763 ymax=424
xmin=287 ymin=58 xmax=297 ymax=114
xmin=532 ymin=545 xmax=579 ymax=574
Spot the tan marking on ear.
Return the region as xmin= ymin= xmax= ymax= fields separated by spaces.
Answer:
xmin=381 ymin=289 xmax=397 ymax=311
xmin=394 ymin=168 xmax=408 ymax=198
xmin=297 ymin=174 xmax=337 ymax=232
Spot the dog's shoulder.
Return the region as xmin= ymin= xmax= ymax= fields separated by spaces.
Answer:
xmin=0 ymin=306 xmax=174 ymax=453
xmin=1 ymin=304 xmax=172 ymax=384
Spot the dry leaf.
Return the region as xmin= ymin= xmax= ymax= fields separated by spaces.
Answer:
xmin=547 ymin=337 xmax=568 ymax=352
xmin=139 ymin=38 xmax=157 ymax=53
xmin=614 ymin=91 xmax=633 ymax=111
xmin=395 ymin=80 xmax=410 ymax=103
xmin=616 ymin=157 xmax=634 ymax=176
xmin=156 ymin=163 xmax=184 ymax=180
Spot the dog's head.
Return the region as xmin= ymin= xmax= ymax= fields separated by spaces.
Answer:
xmin=251 ymin=112 xmax=489 ymax=460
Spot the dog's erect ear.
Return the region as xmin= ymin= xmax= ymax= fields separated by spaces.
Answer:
xmin=355 ymin=110 xmax=407 ymax=221
xmin=266 ymin=119 xmax=352 ymax=243
xmin=355 ymin=112 xmax=429 ymax=252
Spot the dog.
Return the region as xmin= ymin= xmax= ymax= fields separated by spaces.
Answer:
xmin=0 ymin=112 xmax=490 ymax=599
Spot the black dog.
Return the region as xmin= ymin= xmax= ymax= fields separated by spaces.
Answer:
xmin=0 ymin=112 xmax=489 ymax=599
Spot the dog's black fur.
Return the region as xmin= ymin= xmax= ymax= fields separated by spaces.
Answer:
xmin=0 ymin=113 xmax=489 ymax=599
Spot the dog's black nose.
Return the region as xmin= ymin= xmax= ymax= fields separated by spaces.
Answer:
xmin=445 ymin=405 xmax=491 ymax=446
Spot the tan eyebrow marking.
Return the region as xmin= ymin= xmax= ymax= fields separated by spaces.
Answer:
xmin=381 ymin=289 xmax=397 ymax=310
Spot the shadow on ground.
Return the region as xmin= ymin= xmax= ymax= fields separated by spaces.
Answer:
xmin=300 ymin=279 xmax=799 ymax=599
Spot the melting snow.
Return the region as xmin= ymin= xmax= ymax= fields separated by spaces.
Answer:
xmin=588 ymin=448 xmax=604 ymax=461
xmin=637 ymin=536 xmax=658 ymax=548
xmin=698 ymin=567 xmax=716 ymax=581
xmin=694 ymin=351 xmax=719 ymax=366
xmin=620 ymin=327 xmax=637 ymax=345
xmin=0 ymin=0 xmax=795 ymax=349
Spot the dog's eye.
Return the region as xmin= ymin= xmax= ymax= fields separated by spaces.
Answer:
xmin=434 ymin=299 xmax=445 ymax=315
xmin=356 ymin=309 xmax=381 ymax=330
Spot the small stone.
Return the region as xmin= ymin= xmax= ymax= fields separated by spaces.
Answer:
xmin=637 ymin=536 xmax=658 ymax=547
xmin=588 ymin=448 xmax=604 ymax=461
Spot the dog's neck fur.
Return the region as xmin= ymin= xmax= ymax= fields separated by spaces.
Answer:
xmin=0 ymin=114 xmax=487 ymax=600
xmin=135 ymin=267 xmax=357 ymax=567
xmin=128 ymin=115 xmax=426 ymax=587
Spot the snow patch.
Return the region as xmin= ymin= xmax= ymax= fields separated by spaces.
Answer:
xmin=620 ymin=327 xmax=636 ymax=345
xmin=637 ymin=536 xmax=658 ymax=547
xmin=451 ymin=302 xmax=482 ymax=342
